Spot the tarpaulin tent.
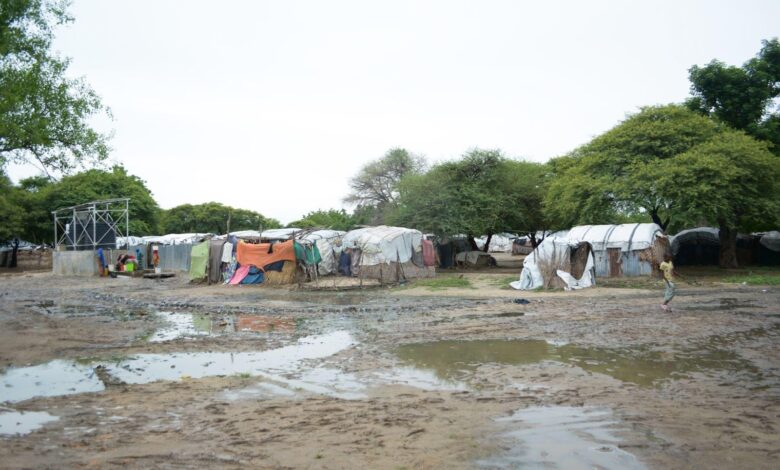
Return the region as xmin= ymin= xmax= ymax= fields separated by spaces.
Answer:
xmin=671 ymin=227 xmax=780 ymax=266
xmin=341 ymin=226 xmax=434 ymax=282
xmin=670 ymin=227 xmax=720 ymax=266
xmin=511 ymin=237 xmax=595 ymax=290
xmin=562 ymin=223 xmax=669 ymax=277
xmin=299 ymin=230 xmax=345 ymax=275
xmin=475 ymin=233 xmax=518 ymax=253
xmin=261 ymin=228 xmax=302 ymax=241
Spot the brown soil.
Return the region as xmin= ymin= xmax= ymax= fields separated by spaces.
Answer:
xmin=0 ymin=272 xmax=778 ymax=469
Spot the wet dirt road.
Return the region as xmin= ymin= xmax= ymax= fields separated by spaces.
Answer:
xmin=1 ymin=273 xmax=778 ymax=469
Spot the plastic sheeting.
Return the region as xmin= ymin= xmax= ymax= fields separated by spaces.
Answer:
xmin=341 ymin=226 xmax=423 ymax=266
xmin=118 ymin=233 xmax=212 ymax=247
xmin=511 ymin=237 xmax=595 ymax=291
xmin=261 ymin=228 xmax=302 ymax=240
xmin=188 ymin=241 xmax=210 ymax=281
xmin=759 ymin=231 xmax=780 ymax=252
xmin=475 ymin=233 xmax=518 ymax=253
xmin=566 ymin=223 xmax=663 ymax=252
xmin=300 ymin=230 xmax=345 ymax=275
xmin=670 ymin=227 xmax=720 ymax=255
xmin=236 ymin=240 xmax=297 ymax=268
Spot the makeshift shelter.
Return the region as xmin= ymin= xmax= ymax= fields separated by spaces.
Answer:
xmin=122 ymin=233 xmax=213 ymax=246
xmin=455 ymin=251 xmax=495 ymax=268
xmin=758 ymin=231 xmax=780 ymax=265
xmin=299 ymin=230 xmax=345 ymax=275
xmin=475 ymin=233 xmax=518 ymax=253
xmin=512 ymin=237 xmax=535 ymax=256
xmin=671 ymin=227 xmax=780 ymax=266
xmin=670 ymin=227 xmax=720 ymax=266
xmin=563 ymin=223 xmax=669 ymax=277
xmin=435 ymin=236 xmax=472 ymax=269
xmin=261 ymin=228 xmax=302 ymax=241
xmin=341 ymin=226 xmax=435 ymax=283
xmin=511 ymin=237 xmax=595 ymax=290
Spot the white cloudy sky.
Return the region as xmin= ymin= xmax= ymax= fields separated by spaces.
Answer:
xmin=6 ymin=0 xmax=780 ymax=224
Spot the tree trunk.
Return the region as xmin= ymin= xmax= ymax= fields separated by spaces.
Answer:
xmin=483 ymin=233 xmax=493 ymax=253
xmin=528 ymin=232 xmax=541 ymax=248
xmin=468 ymin=235 xmax=479 ymax=251
xmin=718 ymin=222 xmax=739 ymax=268
xmin=650 ymin=209 xmax=669 ymax=231
xmin=9 ymin=239 xmax=19 ymax=269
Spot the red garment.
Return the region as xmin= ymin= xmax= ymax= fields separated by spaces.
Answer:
xmin=236 ymin=240 xmax=297 ymax=268
xmin=422 ymin=239 xmax=435 ymax=267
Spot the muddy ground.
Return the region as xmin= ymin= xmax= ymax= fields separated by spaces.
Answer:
xmin=0 ymin=272 xmax=778 ymax=469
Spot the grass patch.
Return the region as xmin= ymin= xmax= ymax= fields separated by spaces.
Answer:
xmin=409 ymin=276 xmax=473 ymax=291
xmin=723 ymin=272 xmax=780 ymax=285
xmin=484 ymin=275 xmax=518 ymax=289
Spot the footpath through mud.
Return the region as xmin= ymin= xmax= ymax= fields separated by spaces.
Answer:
xmin=1 ymin=273 xmax=778 ymax=469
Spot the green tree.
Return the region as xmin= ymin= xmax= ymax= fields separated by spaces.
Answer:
xmin=687 ymin=38 xmax=780 ymax=154
xmin=344 ymin=147 xmax=426 ymax=224
xmin=288 ymin=209 xmax=356 ymax=231
xmin=1 ymin=0 xmax=110 ymax=175
xmin=0 ymin=171 xmax=25 ymax=242
xmin=10 ymin=173 xmax=51 ymax=243
xmin=544 ymin=105 xmax=721 ymax=232
xmin=650 ymin=131 xmax=780 ymax=267
xmin=42 ymin=166 xmax=161 ymax=236
xmin=395 ymin=149 xmax=549 ymax=250
xmin=160 ymin=202 xmax=280 ymax=234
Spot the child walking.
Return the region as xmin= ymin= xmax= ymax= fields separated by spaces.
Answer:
xmin=658 ymin=254 xmax=676 ymax=312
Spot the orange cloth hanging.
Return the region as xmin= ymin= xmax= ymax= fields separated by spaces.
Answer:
xmin=236 ymin=240 xmax=297 ymax=268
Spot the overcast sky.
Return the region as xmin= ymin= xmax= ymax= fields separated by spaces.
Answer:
xmin=6 ymin=0 xmax=780 ymax=225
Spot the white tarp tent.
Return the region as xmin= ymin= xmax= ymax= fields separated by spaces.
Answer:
xmin=300 ymin=229 xmax=345 ymax=275
xmin=475 ymin=233 xmax=518 ymax=253
xmin=563 ymin=223 xmax=667 ymax=277
xmin=342 ymin=226 xmax=422 ymax=266
xmin=511 ymin=236 xmax=595 ymax=291
xmin=567 ymin=224 xmax=663 ymax=252
xmin=760 ymin=231 xmax=780 ymax=251
xmin=261 ymin=228 xmax=302 ymax=240
xmin=117 ymin=233 xmax=213 ymax=247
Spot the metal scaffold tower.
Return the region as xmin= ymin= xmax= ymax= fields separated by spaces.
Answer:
xmin=52 ymin=199 xmax=130 ymax=250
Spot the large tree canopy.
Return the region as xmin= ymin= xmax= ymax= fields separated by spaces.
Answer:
xmin=650 ymin=131 xmax=780 ymax=267
xmin=44 ymin=166 xmax=160 ymax=236
xmin=0 ymin=171 xmax=25 ymax=241
xmin=344 ymin=148 xmax=425 ymax=224
xmin=687 ymin=38 xmax=780 ymax=154
xmin=545 ymin=105 xmax=722 ymax=232
xmin=394 ymin=149 xmax=549 ymax=250
xmin=0 ymin=0 xmax=109 ymax=174
xmin=160 ymin=202 xmax=281 ymax=235
xmin=4 ymin=165 xmax=160 ymax=243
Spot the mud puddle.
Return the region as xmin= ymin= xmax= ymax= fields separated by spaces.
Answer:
xmin=223 ymin=365 xmax=467 ymax=401
xmin=150 ymin=312 xmax=301 ymax=342
xmin=1 ymin=360 xmax=104 ymax=403
xmin=106 ymin=330 xmax=355 ymax=383
xmin=0 ymin=409 xmax=59 ymax=437
xmin=395 ymin=338 xmax=756 ymax=387
xmin=478 ymin=406 xmax=645 ymax=469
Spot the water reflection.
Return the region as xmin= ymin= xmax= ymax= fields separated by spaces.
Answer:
xmin=395 ymin=338 xmax=756 ymax=387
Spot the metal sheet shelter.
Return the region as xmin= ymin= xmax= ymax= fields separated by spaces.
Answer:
xmin=52 ymin=199 xmax=130 ymax=251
